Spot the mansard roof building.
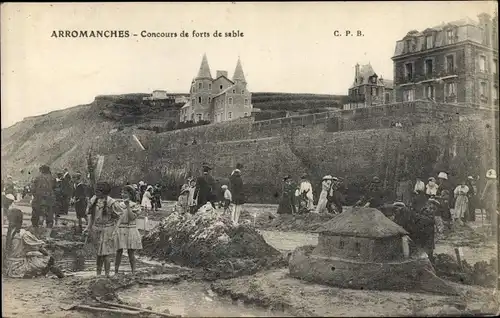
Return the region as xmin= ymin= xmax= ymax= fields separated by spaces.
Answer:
xmin=392 ymin=12 xmax=498 ymax=108
xmin=180 ymin=54 xmax=253 ymax=123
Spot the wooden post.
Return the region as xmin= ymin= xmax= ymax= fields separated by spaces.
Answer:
xmin=454 ymin=247 xmax=463 ymax=271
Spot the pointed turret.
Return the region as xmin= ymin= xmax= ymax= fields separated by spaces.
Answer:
xmin=232 ymin=57 xmax=246 ymax=84
xmin=196 ymin=53 xmax=212 ymax=79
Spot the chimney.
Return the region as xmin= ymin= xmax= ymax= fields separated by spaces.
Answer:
xmin=355 ymin=63 xmax=360 ymax=77
xmin=216 ymin=70 xmax=228 ymax=78
xmin=478 ymin=13 xmax=492 ymax=46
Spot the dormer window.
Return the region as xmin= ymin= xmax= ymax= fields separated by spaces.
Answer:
xmin=426 ymin=35 xmax=433 ymax=49
xmin=405 ymin=39 xmax=412 ymax=52
xmin=198 ymin=82 xmax=202 ymax=89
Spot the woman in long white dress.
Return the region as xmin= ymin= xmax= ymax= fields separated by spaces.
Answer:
xmin=141 ymin=185 xmax=153 ymax=213
xmin=453 ymin=180 xmax=469 ymax=225
xmin=315 ymin=175 xmax=333 ymax=214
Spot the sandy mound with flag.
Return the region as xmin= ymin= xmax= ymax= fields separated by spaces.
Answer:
xmin=141 ymin=208 xmax=287 ymax=279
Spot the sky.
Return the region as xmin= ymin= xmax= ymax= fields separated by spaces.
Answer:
xmin=1 ymin=1 xmax=497 ymax=128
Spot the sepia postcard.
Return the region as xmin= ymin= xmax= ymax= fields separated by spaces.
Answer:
xmin=1 ymin=1 xmax=499 ymax=317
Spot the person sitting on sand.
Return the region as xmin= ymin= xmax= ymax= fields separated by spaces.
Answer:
xmin=114 ymin=185 xmax=143 ymax=276
xmin=4 ymin=209 xmax=64 ymax=279
xmin=83 ymin=181 xmax=122 ymax=277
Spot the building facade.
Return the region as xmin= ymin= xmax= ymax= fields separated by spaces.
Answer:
xmin=143 ymin=90 xmax=176 ymax=107
xmin=344 ymin=63 xmax=394 ymax=110
xmin=392 ymin=12 xmax=499 ymax=108
xmin=180 ymin=54 xmax=253 ymax=123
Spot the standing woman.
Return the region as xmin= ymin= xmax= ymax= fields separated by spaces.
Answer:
xmin=481 ymin=169 xmax=498 ymax=237
xmin=453 ymin=179 xmax=469 ymax=226
xmin=141 ymin=185 xmax=153 ymax=214
xmin=316 ymin=175 xmax=333 ymax=214
xmin=114 ymin=185 xmax=142 ymax=275
xmin=83 ymin=182 xmax=122 ymax=277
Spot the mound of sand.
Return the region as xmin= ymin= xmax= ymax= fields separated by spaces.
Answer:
xmin=141 ymin=210 xmax=286 ymax=279
xmin=434 ymin=253 xmax=497 ymax=288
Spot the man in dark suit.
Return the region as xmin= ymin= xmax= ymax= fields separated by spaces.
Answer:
xmin=60 ymin=168 xmax=73 ymax=216
xmin=194 ymin=163 xmax=216 ymax=211
xmin=72 ymin=172 xmax=88 ymax=232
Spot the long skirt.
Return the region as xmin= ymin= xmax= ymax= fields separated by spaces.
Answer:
xmin=315 ymin=190 xmax=328 ymax=214
xmin=6 ymin=253 xmax=51 ymax=278
xmin=434 ymin=216 xmax=445 ymax=242
xmin=91 ymin=224 xmax=116 ymax=256
xmin=454 ymin=195 xmax=469 ymax=219
xmin=277 ymin=195 xmax=295 ymax=214
xmin=115 ymin=224 xmax=142 ymax=250
xmin=75 ymin=199 xmax=88 ymax=219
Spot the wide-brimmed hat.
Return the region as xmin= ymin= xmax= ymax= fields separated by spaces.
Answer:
xmin=332 ymin=176 xmax=339 ymax=181
xmin=5 ymin=194 xmax=15 ymax=202
xmin=138 ymin=181 xmax=145 ymax=186
xmin=221 ymin=184 xmax=228 ymax=189
xmin=372 ymin=176 xmax=381 ymax=183
xmin=486 ymin=169 xmax=497 ymax=179
xmin=393 ymin=202 xmax=406 ymax=208
xmin=322 ymin=175 xmax=333 ymax=181
xmin=438 ymin=172 xmax=448 ymax=180
xmin=428 ymin=177 xmax=436 ymax=182
xmin=283 ymin=175 xmax=290 ymax=181
xmin=467 ymin=176 xmax=474 ymax=180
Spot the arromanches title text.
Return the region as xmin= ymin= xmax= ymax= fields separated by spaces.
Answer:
xmin=51 ymin=30 xmax=244 ymax=38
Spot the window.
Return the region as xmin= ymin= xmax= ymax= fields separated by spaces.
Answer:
xmin=426 ymin=85 xmax=435 ymax=99
xmin=405 ymin=39 xmax=412 ymax=52
xmin=354 ymin=242 xmax=361 ymax=252
xmin=446 ymin=82 xmax=457 ymax=96
xmin=446 ymin=55 xmax=455 ymax=73
xmin=208 ymin=97 xmax=212 ymax=103
xmin=494 ymin=59 xmax=498 ymax=75
xmin=404 ymin=63 xmax=413 ymax=81
xmin=403 ymin=89 xmax=415 ymax=101
xmin=208 ymin=83 xmax=212 ymax=90
xmin=198 ymin=82 xmax=202 ymax=89
xmin=220 ymin=113 xmax=224 ymax=121
xmin=228 ymin=97 xmax=233 ymax=105
xmin=385 ymin=92 xmax=390 ymax=103
xmin=241 ymin=90 xmax=244 ymax=95
xmin=447 ymin=29 xmax=454 ymax=43
xmin=426 ymin=35 xmax=433 ymax=49
xmin=493 ymin=86 xmax=498 ymax=101
xmin=219 ymin=85 xmax=223 ymax=90
xmin=479 ymin=55 xmax=486 ymax=72
xmin=371 ymin=77 xmax=377 ymax=84
xmin=191 ymin=113 xmax=194 ymax=120
xmin=371 ymin=87 xmax=377 ymax=96
xmin=198 ymin=97 xmax=202 ymax=104
xmin=232 ymin=89 xmax=236 ymax=93
xmin=228 ymin=112 xmax=232 ymax=119
xmin=192 ymin=98 xmax=195 ymax=105
xmin=339 ymin=240 xmax=345 ymax=249
xmin=425 ymin=59 xmax=433 ymax=76
xmin=197 ymin=114 xmax=202 ymax=121
xmin=244 ymin=112 xmax=248 ymax=117
xmin=244 ymin=99 xmax=248 ymax=105
xmin=480 ymin=82 xmax=488 ymax=96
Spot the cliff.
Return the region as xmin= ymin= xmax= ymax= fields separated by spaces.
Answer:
xmin=2 ymin=97 xmax=498 ymax=204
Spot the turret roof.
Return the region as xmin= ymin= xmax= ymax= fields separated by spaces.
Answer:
xmin=196 ymin=53 xmax=212 ymax=79
xmin=232 ymin=57 xmax=246 ymax=83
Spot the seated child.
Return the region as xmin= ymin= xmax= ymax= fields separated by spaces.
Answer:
xmin=4 ymin=209 xmax=64 ymax=279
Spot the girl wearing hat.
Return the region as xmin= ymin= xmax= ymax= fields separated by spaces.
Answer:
xmin=174 ymin=184 xmax=190 ymax=214
xmin=315 ymin=176 xmax=333 ymax=214
xmin=83 ymin=182 xmax=122 ymax=277
xmin=114 ymin=185 xmax=143 ymax=275
xmin=221 ymin=185 xmax=232 ymax=216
